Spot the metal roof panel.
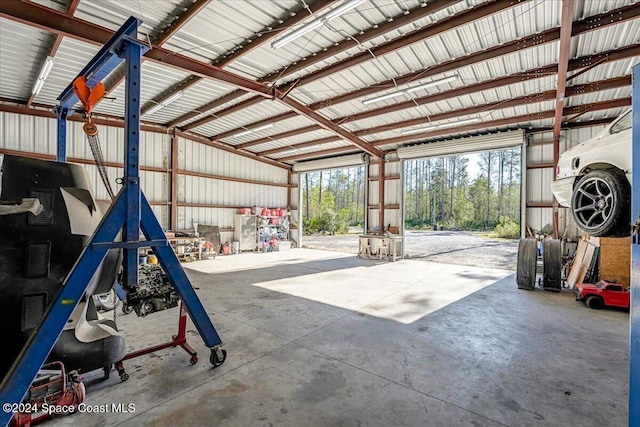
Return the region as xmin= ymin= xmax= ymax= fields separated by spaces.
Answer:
xmin=0 ymin=19 xmax=55 ymax=101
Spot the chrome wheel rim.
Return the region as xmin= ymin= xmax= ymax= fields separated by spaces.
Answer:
xmin=573 ymin=176 xmax=614 ymax=230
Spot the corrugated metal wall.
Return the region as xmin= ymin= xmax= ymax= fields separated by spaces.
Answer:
xmin=0 ymin=111 xmax=170 ymax=225
xmin=0 ymin=112 xmax=289 ymax=238
xmin=1 ymin=110 xmax=615 ymax=241
xmin=525 ymin=132 xmax=555 ymax=235
xmin=177 ymin=137 xmax=289 ymax=240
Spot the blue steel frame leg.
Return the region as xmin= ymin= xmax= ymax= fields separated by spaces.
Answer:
xmin=140 ymin=193 xmax=223 ymax=345
xmin=122 ymin=39 xmax=141 ymax=291
xmin=115 ymin=29 xmax=223 ymax=348
xmin=630 ymin=63 xmax=639 ymax=427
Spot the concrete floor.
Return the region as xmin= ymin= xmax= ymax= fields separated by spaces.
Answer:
xmin=303 ymin=230 xmax=519 ymax=270
xmin=48 ymin=248 xmax=629 ymax=427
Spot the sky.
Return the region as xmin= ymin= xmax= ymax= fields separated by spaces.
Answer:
xmin=464 ymin=153 xmax=481 ymax=178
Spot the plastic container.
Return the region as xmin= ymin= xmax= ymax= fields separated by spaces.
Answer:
xmin=238 ymin=208 xmax=251 ymax=214
xmin=276 ymin=241 xmax=291 ymax=251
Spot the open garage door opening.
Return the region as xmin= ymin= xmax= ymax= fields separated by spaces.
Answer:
xmin=403 ymin=149 xmax=522 ymax=235
xmin=300 ymin=165 xmax=366 ymax=240
xmin=398 ymin=131 xmax=526 ymax=270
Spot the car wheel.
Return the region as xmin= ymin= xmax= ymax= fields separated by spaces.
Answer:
xmin=571 ymin=169 xmax=630 ymax=237
xmin=542 ymin=239 xmax=561 ymax=291
xmin=516 ymin=238 xmax=537 ymax=290
xmin=585 ymin=295 xmax=604 ymax=309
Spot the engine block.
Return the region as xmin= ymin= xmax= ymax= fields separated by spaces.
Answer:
xmin=126 ymin=264 xmax=179 ymax=317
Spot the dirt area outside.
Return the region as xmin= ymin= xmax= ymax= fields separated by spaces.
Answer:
xmin=301 ymin=230 xmax=519 ymax=271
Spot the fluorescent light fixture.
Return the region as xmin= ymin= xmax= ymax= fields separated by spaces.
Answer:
xmin=32 ymin=79 xmax=45 ymax=97
xmin=436 ymin=117 xmax=480 ymax=128
xmin=252 ymin=123 xmax=274 ymax=132
xmin=401 ymin=126 xmax=435 ymax=135
xmin=363 ymin=75 xmax=458 ymax=105
xmin=405 ymin=75 xmax=459 ymax=93
xmin=32 ymin=56 xmax=54 ymax=96
xmin=163 ymin=91 xmax=184 ymax=105
xmin=272 ymin=0 xmax=366 ymax=49
xmin=234 ymin=129 xmax=253 ymax=137
xmin=362 ymin=92 xmax=402 ymax=105
xmin=145 ymin=90 xmax=184 ymax=116
xmin=233 ymin=123 xmax=274 ymax=137
xmin=325 ymin=0 xmax=366 ymax=20
xmin=40 ymin=57 xmax=54 ymax=80
xmin=401 ymin=117 xmax=480 ymax=135
xmin=145 ymin=104 xmax=164 ymax=116
xmin=272 ymin=20 xmax=323 ymax=49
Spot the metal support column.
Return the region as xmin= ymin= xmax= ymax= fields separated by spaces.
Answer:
xmin=297 ymin=173 xmax=303 ymax=247
xmin=379 ymin=159 xmax=385 ymax=232
xmin=363 ymin=160 xmax=370 ymax=233
xmin=630 ymin=62 xmax=639 ymax=427
xmin=0 ymin=18 xmax=225 ymax=423
xmin=170 ymin=129 xmax=179 ymax=231
xmin=122 ymin=39 xmax=142 ymax=290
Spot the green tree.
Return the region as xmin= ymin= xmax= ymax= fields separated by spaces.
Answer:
xmin=302 ymin=166 xmax=365 ymax=234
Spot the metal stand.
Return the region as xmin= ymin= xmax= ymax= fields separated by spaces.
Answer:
xmin=630 ymin=62 xmax=639 ymax=427
xmin=0 ymin=18 xmax=225 ymax=423
xmin=123 ymin=302 xmax=199 ymax=365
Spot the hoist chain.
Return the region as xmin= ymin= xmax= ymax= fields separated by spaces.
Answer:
xmin=83 ymin=120 xmax=115 ymax=200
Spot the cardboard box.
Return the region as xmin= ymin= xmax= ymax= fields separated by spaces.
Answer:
xmin=600 ymin=236 xmax=631 ymax=285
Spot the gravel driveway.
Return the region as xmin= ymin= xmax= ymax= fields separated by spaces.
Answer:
xmin=301 ymin=230 xmax=518 ymax=271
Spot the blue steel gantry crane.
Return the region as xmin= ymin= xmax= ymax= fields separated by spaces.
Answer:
xmin=0 ymin=17 xmax=226 ymax=425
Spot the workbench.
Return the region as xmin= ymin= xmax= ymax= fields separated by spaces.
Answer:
xmin=168 ymin=237 xmax=205 ymax=262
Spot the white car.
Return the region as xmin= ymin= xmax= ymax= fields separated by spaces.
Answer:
xmin=551 ymin=109 xmax=632 ymax=237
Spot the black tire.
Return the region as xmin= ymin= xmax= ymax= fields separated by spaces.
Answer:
xmin=516 ymin=238 xmax=537 ymax=290
xmin=543 ymin=239 xmax=561 ymax=291
xmin=585 ymin=295 xmax=604 ymax=309
xmin=571 ymin=169 xmax=630 ymax=238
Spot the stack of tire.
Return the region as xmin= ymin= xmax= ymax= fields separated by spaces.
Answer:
xmin=516 ymin=238 xmax=561 ymax=291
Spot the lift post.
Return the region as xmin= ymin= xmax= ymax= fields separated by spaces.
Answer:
xmin=630 ymin=62 xmax=639 ymax=427
xmin=0 ymin=17 xmax=225 ymax=423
